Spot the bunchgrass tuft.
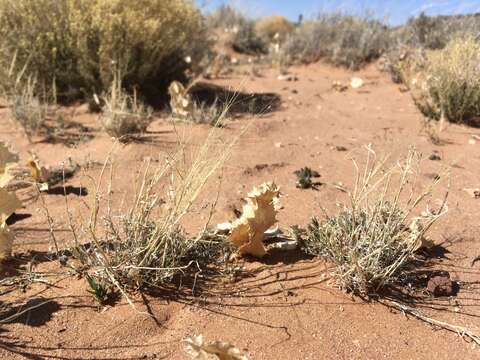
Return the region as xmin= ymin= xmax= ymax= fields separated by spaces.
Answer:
xmin=292 ymin=148 xmax=448 ymax=296
xmin=101 ymin=72 xmax=153 ymax=140
xmin=68 ymin=112 xmax=240 ymax=303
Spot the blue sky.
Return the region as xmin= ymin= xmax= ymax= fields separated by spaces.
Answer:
xmin=197 ymin=0 xmax=480 ymax=26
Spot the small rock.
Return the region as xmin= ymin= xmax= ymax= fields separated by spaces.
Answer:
xmin=427 ymin=273 xmax=455 ymax=297
xmin=429 ymin=153 xmax=441 ymax=161
xmin=350 ymin=77 xmax=364 ymax=89
xmin=335 ymin=145 xmax=348 ymax=152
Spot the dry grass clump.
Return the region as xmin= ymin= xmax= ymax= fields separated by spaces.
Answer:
xmin=255 ymin=16 xmax=294 ymax=43
xmin=9 ymin=77 xmax=49 ymax=137
xmin=408 ymin=35 xmax=480 ymax=123
xmin=0 ymin=0 xmax=208 ymax=102
xmin=283 ymin=14 xmax=389 ymax=69
xmin=69 ymin=119 xmax=237 ymax=299
xmin=292 ymin=149 xmax=447 ymax=296
xmin=101 ymin=73 xmax=153 ymax=140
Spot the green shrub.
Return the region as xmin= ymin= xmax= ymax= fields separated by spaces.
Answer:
xmin=282 ymin=14 xmax=390 ymax=69
xmin=0 ymin=0 xmax=208 ymax=102
xmin=411 ymin=35 xmax=480 ymax=123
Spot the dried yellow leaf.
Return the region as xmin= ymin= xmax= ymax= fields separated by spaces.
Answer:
xmin=0 ymin=222 xmax=14 ymax=260
xmin=0 ymin=187 xmax=22 ymax=223
xmin=28 ymin=156 xmax=50 ymax=189
xmin=168 ymin=81 xmax=193 ymax=118
xmin=184 ymin=335 xmax=248 ymax=360
xmin=228 ymin=182 xmax=280 ymax=257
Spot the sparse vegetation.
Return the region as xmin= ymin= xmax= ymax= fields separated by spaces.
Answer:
xmin=283 ymin=14 xmax=390 ymax=69
xmin=292 ymin=149 xmax=447 ymax=296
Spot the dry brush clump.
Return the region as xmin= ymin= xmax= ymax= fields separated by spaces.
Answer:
xmin=101 ymin=71 xmax=153 ymax=140
xmin=68 ymin=120 xmax=237 ymax=300
xmin=292 ymin=149 xmax=447 ymax=296
xmin=282 ymin=14 xmax=390 ymax=69
xmin=0 ymin=0 xmax=209 ymax=103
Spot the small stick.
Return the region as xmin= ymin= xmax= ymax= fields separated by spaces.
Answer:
xmin=383 ymin=299 xmax=480 ymax=345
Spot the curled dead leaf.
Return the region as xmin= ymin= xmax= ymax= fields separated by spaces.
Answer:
xmin=228 ymin=182 xmax=280 ymax=258
xmin=168 ymin=81 xmax=194 ymax=118
xmin=184 ymin=335 xmax=248 ymax=360
xmin=28 ymin=156 xmax=50 ymax=190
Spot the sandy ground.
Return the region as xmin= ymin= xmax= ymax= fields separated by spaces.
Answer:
xmin=1 ymin=61 xmax=480 ymax=359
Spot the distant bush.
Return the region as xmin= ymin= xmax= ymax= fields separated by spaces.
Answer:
xmin=255 ymin=16 xmax=294 ymax=42
xmin=232 ymin=20 xmax=268 ymax=55
xmin=410 ymin=35 xmax=480 ymax=123
xmin=400 ymin=12 xmax=480 ymax=50
xmin=207 ymin=4 xmax=247 ymax=30
xmin=282 ymin=14 xmax=390 ymax=69
xmin=0 ymin=0 xmax=208 ymax=103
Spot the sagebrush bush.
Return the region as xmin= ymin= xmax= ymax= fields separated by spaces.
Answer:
xmin=255 ymin=16 xmax=294 ymax=42
xmin=410 ymin=35 xmax=480 ymax=123
xmin=283 ymin=14 xmax=390 ymax=69
xmin=0 ymin=0 xmax=208 ymax=102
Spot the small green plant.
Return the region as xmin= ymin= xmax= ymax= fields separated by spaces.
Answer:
xmin=294 ymin=167 xmax=321 ymax=189
xmin=292 ymin=149 xmax=447 ymax=296
xmin=85 ymin=274 xmax=110 ymax=306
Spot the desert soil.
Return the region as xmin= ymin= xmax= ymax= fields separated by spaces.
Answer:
xmin=1 ymin=61 xmax=480 ymax=359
